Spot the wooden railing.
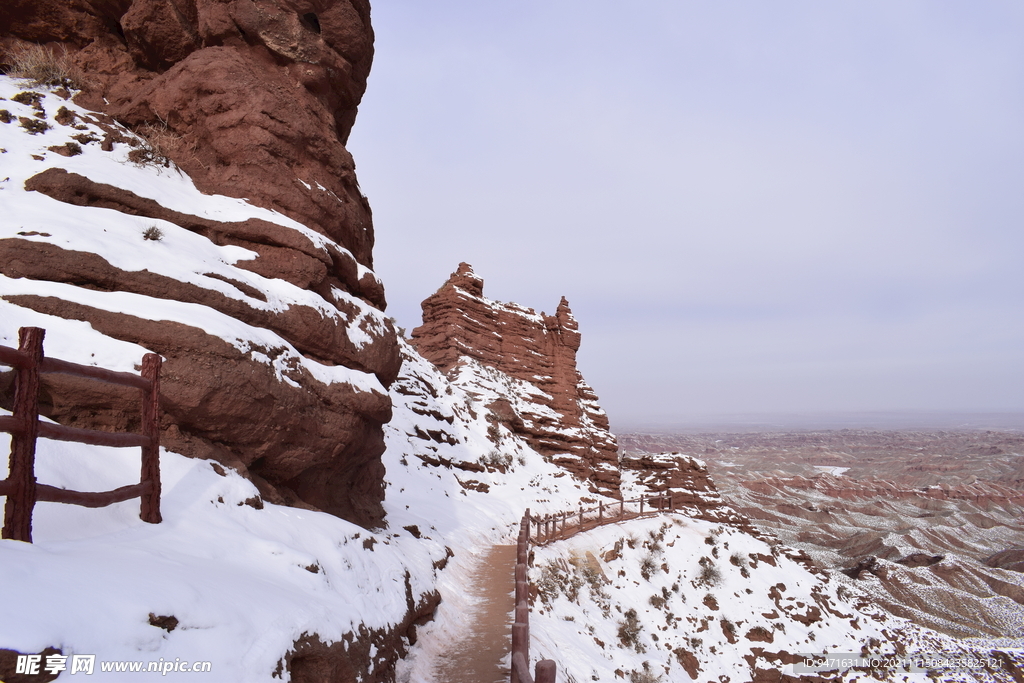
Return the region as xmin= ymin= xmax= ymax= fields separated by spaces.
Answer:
xmin=0 ymin=326 xmax=162 ymax=543
xmin=511 ymin=493 xmax=678 ymax=682
xmin=512 ymin=509 xmax=555 ymax=683
xmin=528 ymin=493 xmax=676 ymax=546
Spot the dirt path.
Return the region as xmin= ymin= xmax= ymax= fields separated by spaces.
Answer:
xmin=433 ymin=544 xmax=516 ymax=683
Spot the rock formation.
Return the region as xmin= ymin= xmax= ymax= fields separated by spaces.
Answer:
xmin=0 ymin=0 xmax=396 ymax=528
xmin=1 ymin=0 xmax=376 ymax=262
xmin=619 ymin=452 xmax=753 ymax=530
xmin=410 ymin=263 xmax=620 ymax=495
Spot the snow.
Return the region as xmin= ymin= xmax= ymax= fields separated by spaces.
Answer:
xmin=0 ymin=426 xmax=441 ymax=681
xmin=527 ymin=517 xmax=988 ymax=682
xmin=0 ymin=299 xmax=151 ymax=372
xmin=381 ymin=343 xmax=602 ymax=682
xmin=814 ymin=466 xmax=851 ymax=476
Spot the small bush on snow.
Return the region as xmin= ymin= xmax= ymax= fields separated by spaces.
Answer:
xmin=481 ymin=449 xmax=512 ymax=470
xmin=536 ymin=561 xmax=585 ymax=604
xmin=639 ymin=552 xmax=658 ymax=581
xmin=629 ymin=663 xmax=662 ymax=683
xmin=128 ymin=120 xmax=179 ymax=168
xmin=570 ymin=554 xmax=607 ymax=597
xmin=617 ymin=608 xmax=644 ymax=652
xmin=486 ymin=421 xmax=501 ymax=444
xmin=142 ymin=225 xmax=164 ymax=241
xmin=697 ymin=556 xmax=720 ymax=586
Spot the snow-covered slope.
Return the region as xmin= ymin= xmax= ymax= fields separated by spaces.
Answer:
xmin=529 ymin=517 xmax=1024 ymax=682
xmin=0 ymin=432 xmax=445 ymax=680
xmin=0 ymin=75 xmax=399 ymax=528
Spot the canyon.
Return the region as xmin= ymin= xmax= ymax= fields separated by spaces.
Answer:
xmin=3 ymin=2 xmax=1024 ymax=681
xmin=621 ymin=429 xmax=1024 ymax=640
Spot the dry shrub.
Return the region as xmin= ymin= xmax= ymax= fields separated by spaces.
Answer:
xmin=629 ymin=665 xmax=662 ymax=683
xmin=697 ymin=556 xmax=720 ymax=586
xmin=617 ymin=608 xmax=644 ymax=652
xmin=639 ymin=552 xmax=658 ymax=581
xmin=6 ymin=45 xmax=83 ymax=89
xmin=128 ymin=120 xmax=180 ymax=168
xmin=536 ymin=561 xmax=584 ymax=604
xmin=142 ymin=226 xmax=164 ymax=241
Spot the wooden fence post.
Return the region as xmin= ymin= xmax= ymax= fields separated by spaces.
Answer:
xmin=2 ymin=327 xmax=44 ymax=543
xmin=515 ymin=599 xmax=529 ymax=625
xmin=669 ymin=492 xmax=674 ymax=511
xmin=139 ymin=353 xmax=162 ymax=524
xmin=620 ymin=498 xmax=624 ymax=518
xmin=579 ymin=503 xmax=583 ymax=531
xmin=640 ymin=494 xmax=644 ymax=516
xmin=512 ymin=622 xmax=529 ymax=668
xmin=536 ymin=659 xmax=556 ymax=683
xmin=598 ymin=501 xmax=603 ymax=525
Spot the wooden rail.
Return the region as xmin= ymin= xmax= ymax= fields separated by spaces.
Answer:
xmin=511 ymin=493 xmax=679 ymax=682
xmin=512 ymin=509 xmax=556 ymax=683
xmin=0 ymin=326 xmax=162 ymax=543
xmin=528 ymin=492 xmax=676 ymax=547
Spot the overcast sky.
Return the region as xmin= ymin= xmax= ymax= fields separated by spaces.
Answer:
xmin=347 ymin=1 xmax=1024 ymax=430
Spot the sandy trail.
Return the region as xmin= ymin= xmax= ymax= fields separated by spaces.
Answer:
xmin=433 ymin=544 xmax=516 ymax=683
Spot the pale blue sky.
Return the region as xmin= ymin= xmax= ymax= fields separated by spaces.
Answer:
xmin=348 ymin=1 xmax=1024 ymax=429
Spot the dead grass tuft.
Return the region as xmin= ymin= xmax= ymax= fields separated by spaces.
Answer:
xmin=6 ymin=45 xmax=83 ymax=89
xmin=128 ymin=119 xmax=180 ymax=168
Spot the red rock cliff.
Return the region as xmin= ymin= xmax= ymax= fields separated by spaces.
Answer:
xmin=410 ymin=263 xmax=620 ymax=495
xmin=0 ymin=0 xmax=395 ymax=528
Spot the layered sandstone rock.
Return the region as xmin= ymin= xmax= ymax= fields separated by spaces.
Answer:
xmin=620 ymin=452 xmax=754 ymax=530
xmin=1 ymin=0 xmax=376 ymax=264
xmin=410 ymin=263 xmax=620 ymax=495
xmin=0 ymin=0 xmax=396 ymax=529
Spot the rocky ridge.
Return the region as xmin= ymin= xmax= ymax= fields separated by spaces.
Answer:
xmin=410 ymin=263 xmax=620 ymax=496
xmin=620 ymin=451 xmax=755 ymax=533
